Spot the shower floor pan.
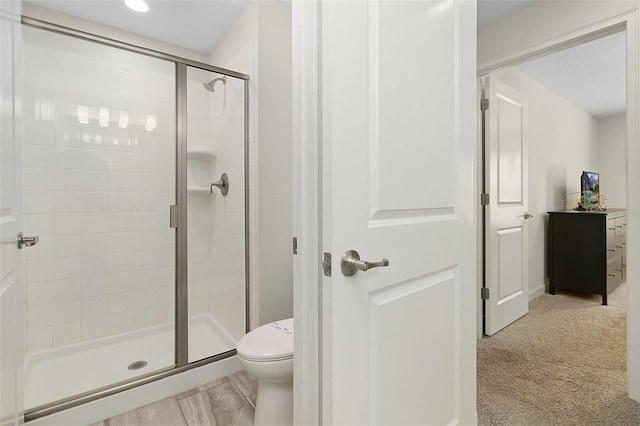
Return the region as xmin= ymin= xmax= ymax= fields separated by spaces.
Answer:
xmin=25 ymin=314 xmax=236 ymax=410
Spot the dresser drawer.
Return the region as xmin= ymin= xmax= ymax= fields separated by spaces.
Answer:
xmin=607 ymin=256 xmax=624 ymax=292
xmin=607 ymin=236 xmax=625 ymax=262
xmin=607 ymin=218 xmax=617 ymax=239
xmin=616 ymin=216 xmax=627 ymax=237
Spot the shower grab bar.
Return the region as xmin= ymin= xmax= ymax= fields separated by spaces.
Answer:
xmin=210 ymin=173 xmax=229 ymax=196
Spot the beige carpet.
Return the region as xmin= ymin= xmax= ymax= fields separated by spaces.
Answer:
xmin=477 ymin=283 xmax=640 ymax=425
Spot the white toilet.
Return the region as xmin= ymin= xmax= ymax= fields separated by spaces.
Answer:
xmin=237 ymin=318 xmax=293 ymax=426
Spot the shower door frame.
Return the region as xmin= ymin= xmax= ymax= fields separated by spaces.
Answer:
xmin=21 ymin=17 xmax=250 ymax=422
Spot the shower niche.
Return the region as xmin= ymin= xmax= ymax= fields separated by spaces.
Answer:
xmin=21 ymin=25 xmax=248 ymax=417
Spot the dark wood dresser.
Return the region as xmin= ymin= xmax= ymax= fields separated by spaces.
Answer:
xmin=548 ymin=208 xmax=626 ymax=305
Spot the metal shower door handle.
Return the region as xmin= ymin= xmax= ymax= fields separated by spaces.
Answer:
xmin=18 ymin=232 xmax=39 ymax=249
xmin=341 ymin=250 xmax=389 ymax=277
xmin=210 ymin=173 xmax=229 ymax=196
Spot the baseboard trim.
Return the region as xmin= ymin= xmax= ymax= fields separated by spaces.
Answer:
xmin=529 ymin=281 xmax=548 ymax=301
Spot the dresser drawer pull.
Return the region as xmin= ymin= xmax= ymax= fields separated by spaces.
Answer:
xmin=608 ymin=248 xmax=616 ymax=252
xmin=608 ymin=273 xmax=617 ymax=277
xmin=617 ymin=268 xmax=624 ymax=272
xmin=609 ymin=227 xmax=616 ymax=231
xmin=618 ymin=225 xmax=624 ymax=228
xmin=617 ymin=245 xmax=624 ymax=248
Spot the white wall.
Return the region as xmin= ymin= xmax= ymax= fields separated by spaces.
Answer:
xmin=255 ymin=1 xmax=293 ymax=325
xmin=209 ymin=1 xmax=293 ymax=328
xmin=598 ymin=114 xmax=627 ymax=208
xmin=491 ymin=68 xmax=600 ymax=298
xmin=478 ymin=1 xmax=638 ymax=65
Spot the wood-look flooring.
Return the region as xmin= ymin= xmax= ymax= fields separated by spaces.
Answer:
xmin=92 ymin=371 xmax=258 ymax=426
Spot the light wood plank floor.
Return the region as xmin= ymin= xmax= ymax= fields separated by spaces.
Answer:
xmin=92 ymin=371 xmax=258 ymax=426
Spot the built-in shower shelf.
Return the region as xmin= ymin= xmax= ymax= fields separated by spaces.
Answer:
xmin=187 ymin=148 xmax=217 ymax=160
xmin=187 ymin=186 xmax=212 ymax=194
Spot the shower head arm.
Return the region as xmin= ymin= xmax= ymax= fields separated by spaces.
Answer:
xmin=203 ymin=76 xmax=227 ymax=92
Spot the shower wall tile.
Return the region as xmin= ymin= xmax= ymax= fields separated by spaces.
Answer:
xmin=107 ymin=312 xmax=131 ymax=335
xmin=53 ymin=321 xmax=82 ymax=347
xmin=106 ymin=273 xmax=129 ymax=294
xmin=82 ymin=317 xmax=108 ymax=340
xmin=52 ymin=278 xmax=82 ymax=302
xmin=25 ymin=236 xmax=53 ymax=260
xmin=23 ymin=33 xmax=178 ymax=354
xmin=153 ymin=303 xmax=174 ymax=324
xmin=27 ymin=282 xmax=54 ymax=307
xmin=132 ymin=307 xmax=155 ymax=330
xmin=27 ymin=327 xmax=53 ymax=352
xmin=27 ymin=305 xmax=53 ymax=329
xmin=53 ymin=300 xmax=82 ymax=324
xmin=82 ymin=296 xmax=107 ymax=319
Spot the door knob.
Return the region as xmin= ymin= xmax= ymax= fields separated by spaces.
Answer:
xmin=523 ymin=212 xmax=534 ymax=220
xmin=341 ymin=250 xmax=389 ymax=277
xmin=18 ymin=232 xmax=39 ymax=249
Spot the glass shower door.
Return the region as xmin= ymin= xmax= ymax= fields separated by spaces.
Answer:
xmin=22 ymin=27 xmax=176 ymax=409
xmin=185 ymin=66 xmax=246 ymax=363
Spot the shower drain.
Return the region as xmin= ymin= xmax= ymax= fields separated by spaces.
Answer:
xmin=128 ymin=360 xmax=148 ymax=370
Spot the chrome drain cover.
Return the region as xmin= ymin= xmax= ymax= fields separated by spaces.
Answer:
xmin=128 ymin=360 xmax=148 ymax=370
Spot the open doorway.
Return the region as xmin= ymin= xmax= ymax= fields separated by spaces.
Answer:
xmin=476 ymin=27 xmax=638 ymax=423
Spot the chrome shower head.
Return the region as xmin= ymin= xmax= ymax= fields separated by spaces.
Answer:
xmin=203 ymin=76 xmax=227 ymax=92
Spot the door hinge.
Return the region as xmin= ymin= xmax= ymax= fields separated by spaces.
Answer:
xmin=323 ymin=252 xmax=332 ymax=277
xmin=481 ymin=287 xmax=490 ymax=300
xmin=293 ymin=237 xmax=298 ymax=255
xmin=169 ymin=205 xmax=178 ymax=228
xmin=480 ymin=98 xmax=489 ymax=111
xmin=480 ymin=193 xmax=490 ymax=205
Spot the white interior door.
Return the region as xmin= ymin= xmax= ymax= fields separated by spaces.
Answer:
xmin=484 ymin=76 xmax=529 ymax=336
xmin=0 ymin=1 xmax=23 ymax=425
xmin=320 ymin=1 xmax=477 ymax=424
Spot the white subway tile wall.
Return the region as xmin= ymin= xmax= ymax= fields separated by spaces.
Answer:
xmin=23 ymin=28 xmax=176 ymax=353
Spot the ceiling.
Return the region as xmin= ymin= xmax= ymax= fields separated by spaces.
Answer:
xmin=25 ymin=0 xmax=249 ymax=54
xmin=516 ymin=31 xmax=626 ymax=119
xmin=26 ymin=0 xmax=625 ymax=118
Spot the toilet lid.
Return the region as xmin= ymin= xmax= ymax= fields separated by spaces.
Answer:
xmin=237 ymin=318 xmax=293 ymax=362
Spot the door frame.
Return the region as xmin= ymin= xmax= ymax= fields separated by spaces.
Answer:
xmin=292 ymin=1 xmax=322 ymax=424
xmin=476 ymin=11 xmax=640 ymax=400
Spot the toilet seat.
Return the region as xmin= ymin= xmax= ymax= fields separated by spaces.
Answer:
xmin=237 ymin=318 xmax=293 ymax=362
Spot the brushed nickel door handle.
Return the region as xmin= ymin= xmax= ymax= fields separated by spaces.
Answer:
xmin=341 ymin=250 xmax=389 ymax=277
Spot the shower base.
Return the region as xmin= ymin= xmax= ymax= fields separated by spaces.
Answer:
xmin=25 ymin=314 xmax=236 ymax=410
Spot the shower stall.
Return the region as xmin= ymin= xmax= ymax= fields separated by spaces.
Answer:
xmin=20 ymin=19 xmax=248 ymax=420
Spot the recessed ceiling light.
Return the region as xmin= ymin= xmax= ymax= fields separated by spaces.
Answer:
xmin=125 ymin=0 xmax=149 ymax=13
